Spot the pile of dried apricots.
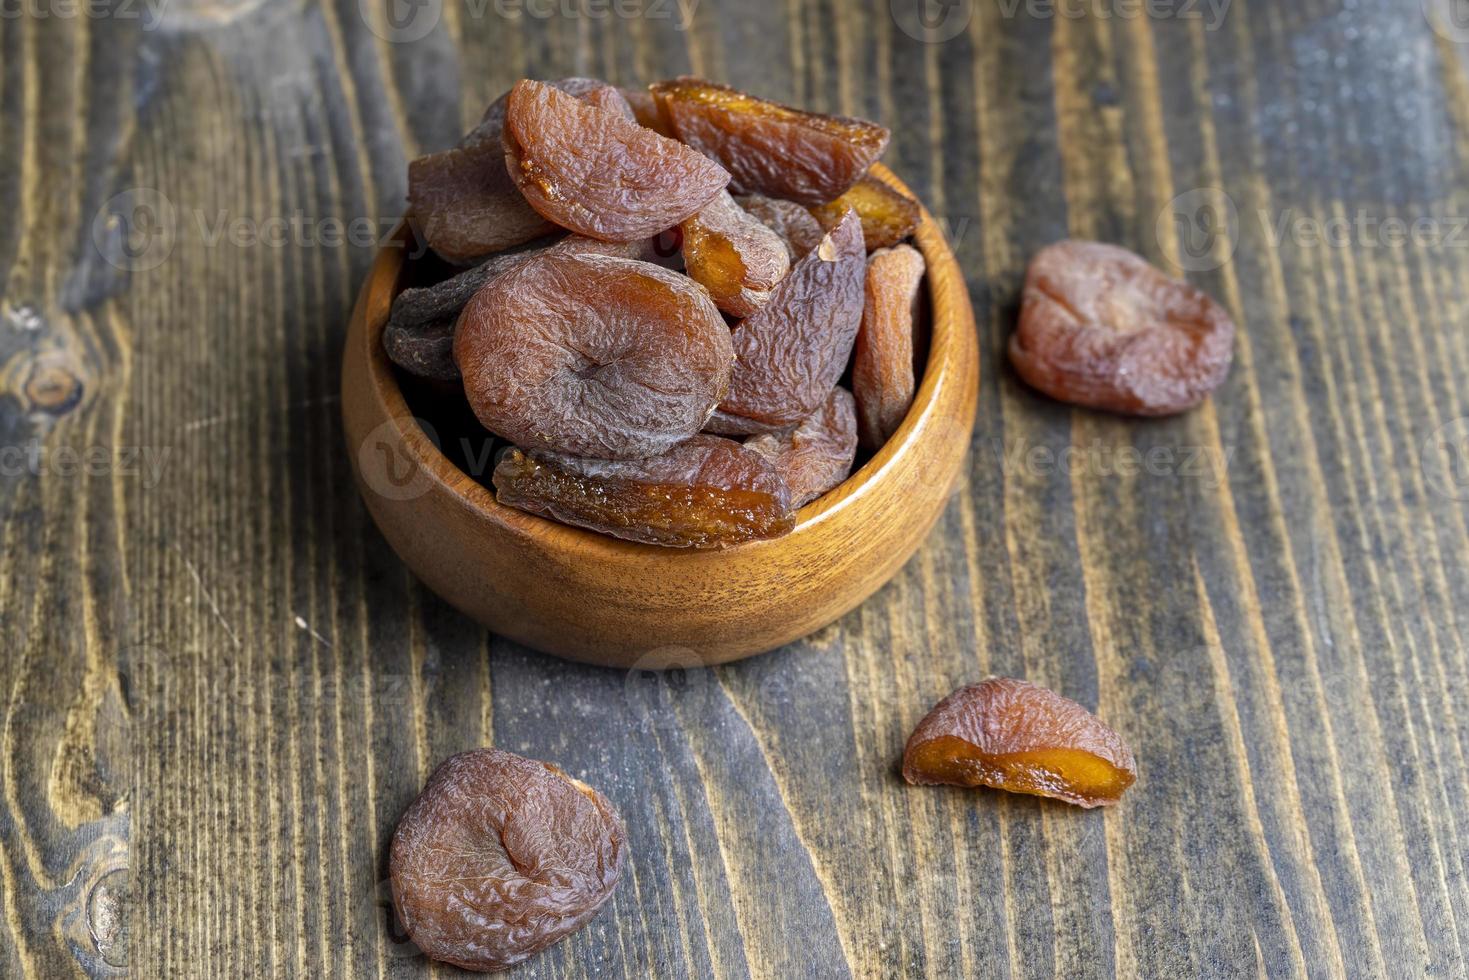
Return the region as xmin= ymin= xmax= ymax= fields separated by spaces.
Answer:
xmin=386 ymin=76 xmax=931 ymax=548
xmin=383 ymin=75 xmax=1235 ymax=971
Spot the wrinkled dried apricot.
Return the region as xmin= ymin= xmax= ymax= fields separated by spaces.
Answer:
xmin=745 ymin=387 xmax=857 ymax=508
xmin=407 ymin=78 xmax=627 ymax=264
xmin=577 ymin=83 xmax=636 ymax=121
xmin=681 ymin=190 xmax=790 ymax=317
xmin=384 ymin=316 xmax=457 ymax=382
xmin=385 ymin=233 xmax=687 ymax=381
xmin=712 ymin=208 xmax=866 ymax=433
xmin=1009 ymin=240 xmax=1235 ymax=416
xmin=809 ymin=174 xmax=921 ymax=251
xmin=903 ymin=678 xmax=1137 ymax=808
xmin=735 ymin=193 xmax=826 ymax=261
xmin=853 ymin=244 xmax=926 ymax=450
xmin=455 ymin=251 xmax=732 ymax=459
xmin=494 ymin=435 xmax=794 ymax=548
xmin=503 ymin=79 xmax=730 ymax=242
xmin=390 ymin=748 xmax=625 ymax=972
xmin=651 ymin=77 xmax=890 ymax=205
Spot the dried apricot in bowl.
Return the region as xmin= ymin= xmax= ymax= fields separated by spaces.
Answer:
xmin=902 ymin=677 xmax=1137 ymax=808
xmin=651 ymin=77 xmax=890 ymax=206
xmin=406 ymin=77 xmax=627 ymax=263
xmin=1008 ymin=240 xmax=1235 ymax=416
xmin=503 ymin=79 xmax=730 ymax=242
xmin=809 ymin=174 xmax=921 ymax=252
xmin=680 ymin=189 xmax=791 ymax=317
xmin=390 ymin=748 xmax=625 ymax=972
xmin=455 ymin=251 xmax=733 ymax=460
xmin=711 ymin=208 xmax=867 ymax=433
xmin=493 ymin=435 xmax=795 ymax=549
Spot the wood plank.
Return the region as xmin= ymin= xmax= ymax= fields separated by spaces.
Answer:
xmin=1 ymin=0 xmax=1466 ymax=976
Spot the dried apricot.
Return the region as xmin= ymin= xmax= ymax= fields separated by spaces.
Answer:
xmin=578 ymin=83 xmax=636 ymax=121
xmin=809 ymin=174 xmax=920 ymax=251
xmin=650 ymin=77 xmax=890 ymax=205
xmin=853 ymin=244 xmax=926 ymax=450
xmin=407 ymin=78 xmax=626 ymax=263
xmin=385 ymin=232 xmax=687 ymax=381
xmin=407 ymin=143 xmax=553 ymax=265
xmin=1009 ymin=240 xmax=1235 ymax=416
xmin=493 ymin=435 xmax=794 ymax=548
xmin=903 ymin=678 xmax=1137 ymax=808
xmin=390 ymin=748 xmax=625 ymax=972
xmin=713 ymin=208 xmax=866 ymax=433
xmin=503 ymin=79 xmax=730 ymax=242
xmin=680 ymin=189 xmax=790 ymax=317
xmin=745 ymin=387 xmax=857 ymax=508
xmin=735 ymin=193 xmax=826 ymax=261
xmin=455 ymin=251 xmax=733 ymax=459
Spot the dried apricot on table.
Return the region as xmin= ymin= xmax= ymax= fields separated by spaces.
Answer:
xmin=1008 ymin=240 xmax=1236 ymax=416
xmin=809 ymin=174 xmax=921 ymax=251
xmin=651 ymin=77 xmax=890 ymax=205
xmin=745 ymin=387 xmax=858 ymax=508
xmin=853 ymin=244 xmax=926 ymax=450
xmin=455 ymin=251 xmax=733 ymax=459
xmin=390 ymin=748 xmax=625 ymax=972
xmin=407 ymin=78 xmax=625 ymax=263
xmin=681 ymin=189 xmax=791 ymax=317
xmin=493 ymin=435 xmax=795 ymax=548
xmin=736 ymin=193 xmax=827 ymax=261
xmin=712 ymin=208 xmax=867 ymax=433
xmin=503 ymin=79 xmax=730 ymax=242
xmin=902 ymin=677 xmax=1137 ymax=808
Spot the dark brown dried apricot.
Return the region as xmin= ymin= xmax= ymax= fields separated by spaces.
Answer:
xmin=809 ymin=174 xmax=921 ymax=251
xmin=493 ymin=435 xmax=794 ymax=548
xmin=713 ymin=208 xmax=866 ymax=433
xmin=503 ymin=79 xmax=730 ymax=242
xmin=853 ymin=244 xmax=926 ymax=450
xmin=385 ymin=232 xmax=687 ymax=381
xmin=455 ymin=251 xmax=733 ymax=459
xmin=1009 ymin=240 xmax=1235 ymax=416
xmin=735 ymin=193 xmax=826 ymax=261
xmin=680 ymin=189 xmax=790 ymax=317
xmin=651 ymin=77 xmax=890 ymax=205
xmin=903 ymin=678 xmax=1137 ymax=808
xmin=407 ymin=78 xmax=626 ymax=263
xmin=407 ymin=143 xmax=553 ymax=265
xmin=745 ymin=387 xmax=857 ymax=508
xmin=390 ymin=748 xmax=625 ymax=972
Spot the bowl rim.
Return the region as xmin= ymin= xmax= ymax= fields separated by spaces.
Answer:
xmin=357 ymin=162 xmax=974 ymax=558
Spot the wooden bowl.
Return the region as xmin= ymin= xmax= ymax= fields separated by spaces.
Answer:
xmin=342 ymin=164 xmax=978 ymax=668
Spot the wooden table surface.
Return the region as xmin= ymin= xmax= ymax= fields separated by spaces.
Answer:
xmin=4 ymin=0 xmax=1469 ymax=976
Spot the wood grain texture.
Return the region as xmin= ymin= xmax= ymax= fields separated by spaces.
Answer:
xmin=2 ymin=0 xmax=1467 ymax=976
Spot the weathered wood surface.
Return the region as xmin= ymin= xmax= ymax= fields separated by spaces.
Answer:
xmin=2 ymin=0 xmax=1467 ymax=976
